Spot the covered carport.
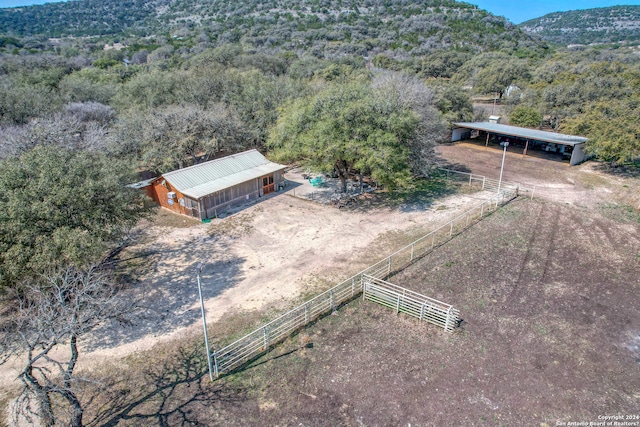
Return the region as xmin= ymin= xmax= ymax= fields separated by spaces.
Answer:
xmin=452 ymin=122 xmax=588 ymax=166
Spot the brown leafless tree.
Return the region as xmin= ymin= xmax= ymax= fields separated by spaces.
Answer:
xmin=1 ymin=265 xmax=129 ymax=427
xmin=0 ymin=102 xmax=115 ymax=159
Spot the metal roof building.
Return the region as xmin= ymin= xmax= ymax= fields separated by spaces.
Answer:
xmin=452 ymin=122 xmax=588 ymax=165
xmin=141 ymin=150 xmax=286 ymax=220
xmin=163 ymin=150 xmax=286 ymax=199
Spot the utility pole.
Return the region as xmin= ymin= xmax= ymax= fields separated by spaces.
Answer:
xmin=491 ymin=92 xmax=497 ymax=115
xmin=196 ymin=262 xmax=215 ymax=380
xmin=497 ymin=141 xmax=509 ymax=195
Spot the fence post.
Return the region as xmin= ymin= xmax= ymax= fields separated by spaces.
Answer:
xmin=444 ymin=306 xmax=453 ymax=332
xmin=304 ymin=302 xmax=309 ymax=324
xmin=351 ymin=277 xmax=355 ymax=297
xmin=469 ymin=174 xmax=472 ymax=186
xmin=330 ymin=289 xmax=334 ymax=310
xmin=396 ymin=293 xmax=401 ymax=314
xmin=362 ymin=275 xmax=367 ymax=301
xmin=449 ymin=221 xmax=453 ymax=237
xmin=482 ymin=177 xmax=486 ymax=190
xmin=213 ymin=352 xmax=219 ymax=378
xmin=263 ymin=326 xmax=269 ymax=349
xmin=420 ymin=302 xmax=425 ymax=321
xmin=480 ymin=202 xmax=484 ymax=218
xmin=362 ymin=283 xmax=366 ymax=300
xmin=431 ymin=233 xmax=435 ymax=250
xmin=410 ymin=243 xmax=414 ymax=261
xmin=388 ymin=256 xmax=392 ymax=276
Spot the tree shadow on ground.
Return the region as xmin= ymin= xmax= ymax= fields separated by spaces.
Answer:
xmin=87 ymin=344 xmax=245 ymax=427
xmin=349 ymin=172 xmax=473 ymax=214
xmin=85 ymin=235 xmax=246 ymax=351
xmin=434 ymin=157 xmax=473 ymax=174
xmin=592 ymin=161 xmax=640 ymax=179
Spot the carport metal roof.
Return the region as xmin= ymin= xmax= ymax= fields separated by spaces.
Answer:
xmin=453 ymin=122 xmax=587 ymax=146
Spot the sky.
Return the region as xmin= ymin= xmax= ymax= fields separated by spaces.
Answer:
xmin=472 ymin=0 xmax=640 ymax=23
xmin=1 ymin=0 xmax=640 ymax=24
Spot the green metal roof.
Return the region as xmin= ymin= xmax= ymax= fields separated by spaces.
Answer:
xmin=454 ymin=122 xmax=587 ymax=146
xmin=162 ymin=150 xmax=286 ymax=199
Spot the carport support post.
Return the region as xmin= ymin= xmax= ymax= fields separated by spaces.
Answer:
xmin=523 ymin=139 xmax=529 ymax=157
xmin=485 ymin=133 xmax=490 ymax=148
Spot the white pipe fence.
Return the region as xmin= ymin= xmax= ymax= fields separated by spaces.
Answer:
xmin=438 ymin=168 xmax=535 ymax=199
xmin=362 ymin=275 xmax=459 ymax=333
xmin=211 ymin=187 xmax=518 ymax=377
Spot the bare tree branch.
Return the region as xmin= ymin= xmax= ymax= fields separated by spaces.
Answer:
xmin=1 ymin=264 xmax=132 ymax=427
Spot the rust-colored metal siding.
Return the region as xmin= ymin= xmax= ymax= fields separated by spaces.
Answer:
xmin=151 ymin=179 xmax=187 ymax=216
xmin=143 ymin=184 xmax=158 ymax=203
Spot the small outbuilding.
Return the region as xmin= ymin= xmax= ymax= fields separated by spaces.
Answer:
xmin=451 ymin=122 xmax=588 ymax=166
xmin=132 ymin=150 xmax=286 ymax=220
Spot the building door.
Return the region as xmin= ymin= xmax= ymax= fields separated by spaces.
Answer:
xmin=186 ymin=199 xmax=200 ymax=219
xmin=262 ymin=175 xmax=275 ymax=195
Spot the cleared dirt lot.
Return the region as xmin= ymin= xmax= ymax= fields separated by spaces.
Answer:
xmin=211 ymin=197 xmax=640 ymax=426
xmin=83 ymin=196 xmax=640 ymax=427
xmin=437 ymin=141 xmax=640 ymax=209
xmin=85 ymin=175 xmax=485 ymax=356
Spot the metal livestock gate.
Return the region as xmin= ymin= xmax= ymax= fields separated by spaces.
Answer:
xmin=362 ymin=275 xmax=459 ymax=333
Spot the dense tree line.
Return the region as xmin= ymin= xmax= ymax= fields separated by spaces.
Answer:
xmin=1 ymin=37 xmax=639 ymax=163
xmin=502 ymin=50 xmax=640 ymax=162
xmin=0 ymin=0 xmax=546 ymax=59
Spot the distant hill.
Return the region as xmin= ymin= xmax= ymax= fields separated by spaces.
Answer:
xmin=519 ymin=5 xmax=640 ymax=46
xmin=0 ymin=0 xmax=546 ymax=58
